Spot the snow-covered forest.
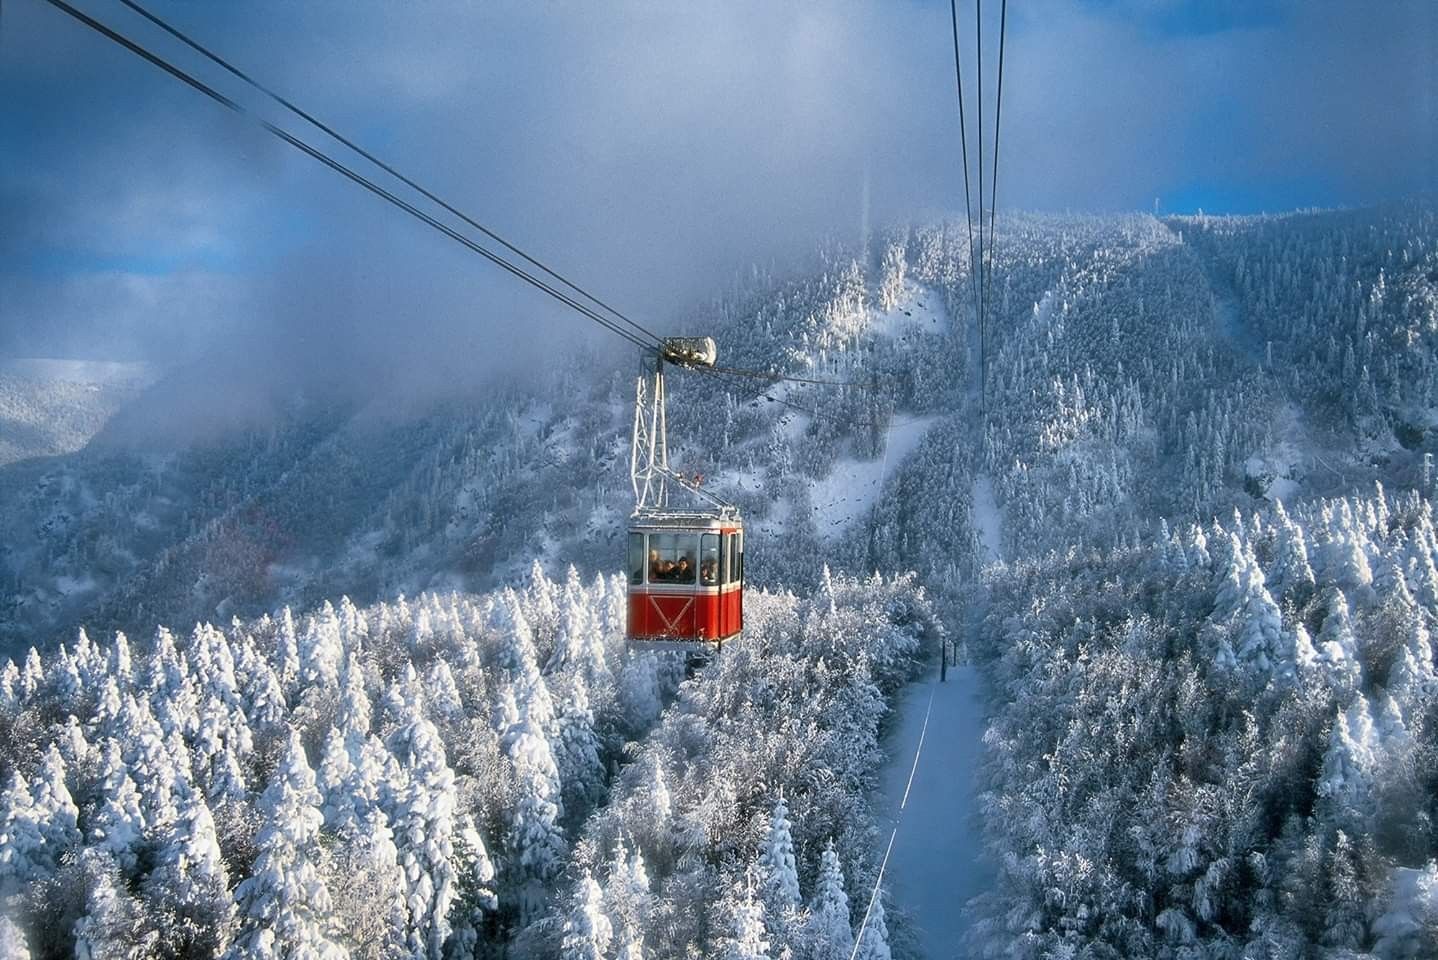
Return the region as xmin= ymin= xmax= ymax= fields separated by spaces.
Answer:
xmin=973 ymin=489 xmax=1438 ymax=957
xmin=0 ymin=568 xmax=934 ymax=958
xmin=3 ymin=201 xmax=1438 ymax=957
xmin=0 ymin=361 xmax=153 ymax=468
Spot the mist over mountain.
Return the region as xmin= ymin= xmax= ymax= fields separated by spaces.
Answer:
xmin=3 ymin=0 xmax=1438 ymax=956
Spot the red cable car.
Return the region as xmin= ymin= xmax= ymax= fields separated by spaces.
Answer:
xmin=625 ymin=338 xmax=744 ymax=652
xmin=626 ymin=514 xmax=743 ymax=650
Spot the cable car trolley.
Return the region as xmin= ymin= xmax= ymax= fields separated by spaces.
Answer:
xmin=626 ymin=337 xmax=743 ymax=652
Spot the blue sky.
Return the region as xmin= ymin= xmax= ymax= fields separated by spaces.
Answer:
xmin=0 ymin=0 xmax=1432 ymax=372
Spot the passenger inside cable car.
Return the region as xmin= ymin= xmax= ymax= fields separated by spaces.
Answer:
xmin=641 ymin=533 xmax=700 ymax=583
xmin=634 ymin=532 xmax=735 ymax=579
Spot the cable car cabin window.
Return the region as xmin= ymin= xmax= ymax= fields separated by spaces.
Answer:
xmin=736 ymin=532 xmax=744 ymax=583
xmin=700 ymin=534 xmax=719 ymax=586
xmin=647 ymin=532 xmax=697 ymax=584
xmin=628 ymin=532 xmax=645 ymax=585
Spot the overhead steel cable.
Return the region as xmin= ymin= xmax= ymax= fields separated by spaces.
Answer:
xmin=37 ymin=0 xmax=657 ymax=353
xmin=982 ymin=0 xmax=1008 ymax=369
xmin=111 ymin=0 xmax=665 ymax=353
xmin=975 ymin=0 xmax=986 ymax=419
xmin=947 ymin=0 xmax=982 ymax=332
xmin=41 ymin=0 xmax=927 ymax=392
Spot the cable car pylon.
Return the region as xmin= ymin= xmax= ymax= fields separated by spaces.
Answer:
xmin=626 ymin=339 xmax=744 ymax=654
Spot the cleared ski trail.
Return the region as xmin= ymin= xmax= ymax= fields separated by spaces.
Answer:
xmin=877 ymin=666 xmax=988 ymax=959
xmin=1188 ymin=235 xmax=1362 ymax=502
xmin=874 ymin=286 xmax=999 ymax=958
xmin=971 ymin=475 xmax=1002 ymax=563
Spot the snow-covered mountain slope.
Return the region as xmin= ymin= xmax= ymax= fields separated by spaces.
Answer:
xmin=0 ymin=237 xmax=960 ymax=655
xmin=0 ymin=359 xmax=153 ymax=467
xmin=2 ymin=202 xmax=1438 ymax=957
xmin=4 ymin=206 xmax=1435 ymax=660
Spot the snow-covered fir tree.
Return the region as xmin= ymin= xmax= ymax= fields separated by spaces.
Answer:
xmin=227 ymin=732 xmax=344 ymax=960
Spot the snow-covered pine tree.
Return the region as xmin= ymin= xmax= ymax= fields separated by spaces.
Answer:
xmin=719 ymin=873 xmax=772 ymax=960
xmin=1322 ymin=830 xmax=1367 ymax=950
xmin=446 ymin=811 xmax=499 ymax=955
xmin=1317 ymin=696 xmax=1381 ymax=835
xmin=236 ymin=643 xmax=289 ymax=736
xmin=1207 ymin=534 xmax=1290 ymax=686
xmin=274 ymin=607 xmax=301 ymax=697
xmin=853 ymin=890 xmax=892 ymax=960
xmin=386 ymin=692 xmax=462 ymax=960
xmin=0 ymin=915 xmax=30 ymax=960
xmin=560 ymin=871 xmax=614 ymax=960
xmin=333 ymin=655 xmax=372 ymax=753
xmin=144 ymin=779 xmax=234 ymax=958
xmin=553 ymin=680 xmax=605 ymax=816
xmin=423 ymin=660 xmax=464 ymax=726
xmin=227 ymin=731 xmax=345 ymax=960
xmin=1389 ymin=610 xmax=1437 ymax=727
xmin=0 ymin=772 xmax=42 ymax=899
xmin=757 ymin=793 xmax=802 ymax=947
xmin=298 ymin=601 xmax=344 ymax=694
xmin=0 ymin=660 xmax=18 ymax=715
xmin=493 ymin=590 xmax=557 ymax=738
xmin=1293 ymin=623 xmax=1321 ymax=678
xmin=1269 ymin=500 xmax=1317 ymax=602
xmin=548 ymin=567 xmax=615 ymax=713
xmin=88 ymin=739 xmax=145 ymax=876
xmin=1317 ymin=589 xmax=1364 ymax=695
xmin=72 ymin=849 xmax=155 ymax=960
xmin=147 ymin=627 xmax=199 ymax=739
xmin=616 ymin=651 xmax=662 ymax=737
xmin=804 ymin=840 xmax=854 ymax=959
xmin=501 ymin=687 xmax=567 ymax=921
xmin=108 ymin=632 xmax=134 ymax=688
xmin=191 ymin=703 xmax=249 ymax=802
xmin=28 ymin=744 xmax=81 ymax=871
xmin=315 ymin=724 xmax=407 ymax=957
xmin=521 ymin=560 xmax=562 ymax=657
xmin=878 ymin=240 xmax=908 ymax=313
xmin=603 ymin=838 xmax=652 ymax=955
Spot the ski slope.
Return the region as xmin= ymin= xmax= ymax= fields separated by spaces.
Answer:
xmin=868 ymin=279 xmax=950 ymax=338
xmin=735 ymin=412 xmax=941 ymax=543
xmin=870 ymin=272 xmax=996 ymax=957
xmin=810 ymin=415 xmax=942 ymax=543
xmin=971 ymin=475 xmax=1002 ymax=563
xmin=878 ymin=668 xmax=990 ymax=960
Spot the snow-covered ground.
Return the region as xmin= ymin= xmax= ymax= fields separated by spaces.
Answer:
xmin=716 ymin=273 xmax=947 ymax=543
xmin=878 ymin=668 xmax=990 ymax=960
xmin=714 ymin=411 xmax=940 ymax=544
xmin=809 ymin=416 xmax=942 ymax=543
xmin=0 ymin=358 xmax=155 ymax=466
xmin=868 ymin=279 xmax=950 ymax=339
xmin=970 ymin=475 xmax=1002 ymax=564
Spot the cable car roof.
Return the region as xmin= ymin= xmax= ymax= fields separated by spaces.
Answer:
xmin=629 ymin=509 xmax=742 ymax=530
